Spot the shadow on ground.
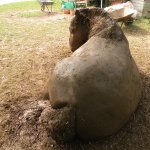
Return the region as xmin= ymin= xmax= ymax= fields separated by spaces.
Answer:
xmin=63 ymin=71 xmax=150 ymax=150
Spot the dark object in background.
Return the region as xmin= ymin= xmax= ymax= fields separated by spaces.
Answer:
xmin=90 ymin=0 xmax=110 ymax=7
xmin=38 ymin=0 xmax=54 ymax=13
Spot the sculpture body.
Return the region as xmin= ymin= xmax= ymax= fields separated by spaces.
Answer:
xmin=47 ymin=8 xmax=142 ymax=140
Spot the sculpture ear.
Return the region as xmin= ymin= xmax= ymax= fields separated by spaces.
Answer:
xmin=75 ymin=10 xmax=80 ymax=17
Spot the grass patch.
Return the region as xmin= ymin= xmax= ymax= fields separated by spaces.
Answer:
xmin=0 ymin=1 xmax=70 ymax=101
xmin=122 ymin=18 xmax=150 ymax=34
xmin=0 ymin=0 xmax=61 ymax=13
xmin=0 ymin=1 xmax=39 ymax=12
xmin=134 ymin=18 xmax=150 ymax=30
xmin=18 ymin=11 xmax=44 ymax=18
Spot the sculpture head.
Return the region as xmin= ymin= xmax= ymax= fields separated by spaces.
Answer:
xmin=69 ymin=8 xmax=127 ymax=52
xmin=69 ymin=9 xmax=90 ymax=52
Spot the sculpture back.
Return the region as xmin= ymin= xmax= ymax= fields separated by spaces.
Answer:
xmin=46 ymin=8 xmax=142 ymax=141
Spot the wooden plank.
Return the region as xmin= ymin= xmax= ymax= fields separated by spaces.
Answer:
xmin=132 ymin=5 xmax=143 ymax=11
xmin=132 ymin=0 xmax=144 ymax=3
xmin=144 ymin=0 xmax=150 ymax=2
xmin=143 ymin=1 xmax=150 ymax=17
xmin=131 ymin=0 xmax=150 ymax=16
xmin=131 ymin=0 xmax=144 ymax=16
xmin=132 ymin=2 xmax=144 ymax=8
xmin=132 ymin=2 xmax=144 ymax=6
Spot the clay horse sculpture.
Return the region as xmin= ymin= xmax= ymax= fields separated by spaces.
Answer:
xmin=46 ymin=8 xmax=142 ymax=140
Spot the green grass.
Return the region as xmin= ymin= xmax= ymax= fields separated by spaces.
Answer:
xmin=0 ymin=0 xmax=61 ymax=14
xmin=122 ymin=18 xmax=150 ymax=34
xmin=134 ymin=18 xmax=150 ymax=30
xmin=0 ymin=1 xmax=39 ymax=12
xmin=18 ymin=11 xmax=44 ymax=17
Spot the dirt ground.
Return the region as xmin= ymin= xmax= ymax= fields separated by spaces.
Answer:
xmin=0 ymin=11 xmax=150 ymax=150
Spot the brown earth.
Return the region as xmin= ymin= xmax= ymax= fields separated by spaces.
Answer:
xmin=0 ymin=12 xmax=150 ymax=150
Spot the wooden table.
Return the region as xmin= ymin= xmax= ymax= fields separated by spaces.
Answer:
xmin=40 ymin=1 xmax=54 ymax=13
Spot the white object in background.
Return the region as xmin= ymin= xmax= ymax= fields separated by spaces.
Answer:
xmin=104 ymin=1 xmax=137 ymax=19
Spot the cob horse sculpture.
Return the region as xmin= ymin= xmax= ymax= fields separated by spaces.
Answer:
xmin=45 ymin=8 xmax=141 ymax=140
